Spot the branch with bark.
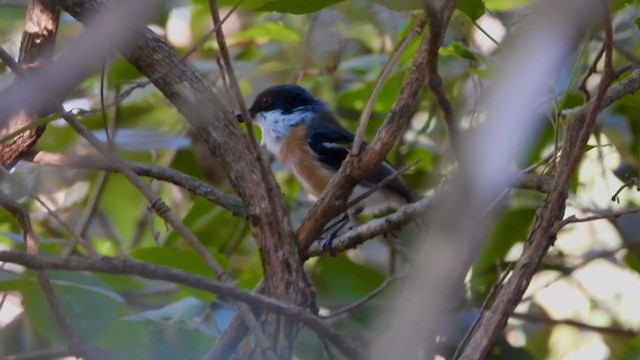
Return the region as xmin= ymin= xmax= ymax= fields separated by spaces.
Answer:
xmin=0 ymin=250 xmax=368 ymax=359
xmin=457 ymin=4 xmax=632 ymax=358
xmin=22 ymin=150 xmax=245 ymax=216
xmin=0 ymin=0 xmax=59 ymax=168
xmin=296 ymin=3 xmax=453 ymax=250
xmin=58 ymin=1 xmax=316 ymax=357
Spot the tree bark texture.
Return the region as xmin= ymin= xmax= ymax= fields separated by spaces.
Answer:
xmin=0 ymin=0 xmax=60 ymax=168
xmin=61 ymin=1 xmax=316 ymax=357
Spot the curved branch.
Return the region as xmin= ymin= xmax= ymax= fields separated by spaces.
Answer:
xmin=0 ymin=250 xmax=368 ymax=360
xmin=23 ymin=151 xmax=245 ymax=217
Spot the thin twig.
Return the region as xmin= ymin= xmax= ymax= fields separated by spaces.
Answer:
xmin=0 ymin=167 xmax=98 ymax=257
xmin=101 ymin=1 xmax=241 ymax=111
xmin=323 ymin=271 xmax=409 ymax=319
xmin=24 ymin=150 xmax=245 ymax=217
xmin=452 ymin=263 xmax=514 ymax=360
xmin=207 ymin=1 xmax=314 ymax=358
xmin=296 ymin=10 xmax=434 ymax=250
xmin=511 ymin=312 xmax=637 ymax=337
xmin=208 ymin=0 xmax=257 ymax=147
xmin=611 ymin=177 xmax=639 ymax=203
xmin=553 ymin=207 xmax=640 ymax=231
xmin=425 ymin=2 xmax=460 ymax=156
xmin=0 ymin=193 xmax=111 ymax=359
xmin=458 ymin=3 xmax=618 ymax=358
xmin=471 ymin=19 xmax=502 ymax=49
xmin=59 ymin=108 xmax=277 ymax=360
xmin=0 ymin=250 xmax=369 ymax=360
xmin=346 ymin=160 xmax=418 ymax=209
xmin=0 ymin=46 xmax=21 ymax=73
xmin=351 ymin=17 xmax=426 ymax=156
xmin=578 ymin=40 xmax=605 ymax=101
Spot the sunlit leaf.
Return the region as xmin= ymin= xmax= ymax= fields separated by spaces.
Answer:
xmin=226 ymin=22 xmax=302 ymax=46
xmin=440 ymin=42 xmax=481 ymax=62
xmin=457 ymin=0 xmax=485 ymax=20
xmin=484 ymin=0 xmax=534 ymax=11
xmin=256 ymin=0 xmax=345 ymax=14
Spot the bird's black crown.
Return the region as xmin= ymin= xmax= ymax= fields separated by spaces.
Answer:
xmin=248 ymin=84 xmax=323 ymax=117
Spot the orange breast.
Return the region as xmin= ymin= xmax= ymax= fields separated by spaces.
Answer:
xmin=280 ymin=126 xmax=333 ymax=198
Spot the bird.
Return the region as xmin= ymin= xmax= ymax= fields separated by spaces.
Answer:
xmin=238 ymin=84 xmax=413 ymax=251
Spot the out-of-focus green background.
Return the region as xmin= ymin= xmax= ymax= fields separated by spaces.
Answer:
xmin=1 ymin=0 xmax=640 ymax=358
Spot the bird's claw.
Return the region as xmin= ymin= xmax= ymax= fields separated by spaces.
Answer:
xmin=322 ymin=231 xmax=339 ymax=256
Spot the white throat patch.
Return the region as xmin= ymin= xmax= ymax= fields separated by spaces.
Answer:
xmin=255 ymin=109 xmax=310 ymax=156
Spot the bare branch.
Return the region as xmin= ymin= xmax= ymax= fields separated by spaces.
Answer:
xmin=0 ymin=1 xmax=156 ymax=126
xmin=296 ymin=8 xmax=442 ymax=250
xmin=23 ymin=150 xmax=245 ymax=216
xmin=0 ymin=194 xmax=113 ymax=359
xmin=351 ymin=15 xmax=427 ymax=156
xmin=61 ymin=1 xmax=317 ymax=357
xmin=458 ymin=3 xmax=618 ymax=358
xmin=425 ymin=1 xmax=460 ymax=156
xmin=511 ymin=312 xmax=637 ymax=337
xmin=306 ymin=196 xmax=432 ymax=258
xmin=323 ymin=271 xmax=409 ymax=319
xmin=0 ymin=166 xmax=98 ymax=256
xmin=0 ymin=251 xmax=368 ymax=360
xmin=0 ymin=0 xmax=59 ymax=168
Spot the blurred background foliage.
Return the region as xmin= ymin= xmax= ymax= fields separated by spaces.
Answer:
xmin=0 ymin=0 xmax=640 ymax=359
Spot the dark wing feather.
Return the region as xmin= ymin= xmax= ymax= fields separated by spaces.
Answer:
xmin=307 ymin=116 xmax=353 ymax=170
xmin=306 ymin=114 xmax=413 ymax=204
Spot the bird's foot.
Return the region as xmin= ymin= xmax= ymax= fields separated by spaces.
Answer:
xmin=322 ymin=231 xmax=339 ymax=256
xmin=321 ymin=216 xmax=350 ymax=256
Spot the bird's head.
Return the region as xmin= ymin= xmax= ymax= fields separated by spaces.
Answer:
xmin=237 ymin=84 xmax=326 ymax=153
xmin=238 ymin=84 xmax=323 ymax=125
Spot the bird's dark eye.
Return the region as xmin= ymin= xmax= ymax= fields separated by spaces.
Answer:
xmin=261 ymin=96 xmax=272 ymax=108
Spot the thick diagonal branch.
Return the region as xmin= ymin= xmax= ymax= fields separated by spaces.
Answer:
xmin=0 ymin=0 xmax=59 ymax=168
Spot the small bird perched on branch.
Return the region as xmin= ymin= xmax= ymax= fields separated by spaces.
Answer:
xmin=238 ymin=84 xmax=413 ymax=251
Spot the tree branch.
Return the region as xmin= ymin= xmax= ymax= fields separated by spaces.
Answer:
xmin=458 ymin=5 xmax=621 ymax=358
xmin=0 ymin=193 xmax=113 ymax=359
xmin=0 ymin=251 xmax=368 ymax=360
xmin=0 ymin=0 xmax=59 ymax=168
xmin=424 ymin=1 xmax=460 ymax=156
xmin=296 ymin=7 xmax=446 ymax=250
xmin=22 ymin=150 xmax=245 ymax=217
xmin=60 ymin=2 xmax=316 ymax=358
xmin=351 ymin=15 xmax=427 ymax=156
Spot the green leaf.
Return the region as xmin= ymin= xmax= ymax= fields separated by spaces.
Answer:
xmin=457 ymin=0 xmax=485 ymax=20
xmin=130 ymin=247 xmax=225 ymax=278
xmin=470 ymin=207 xmax=536 ymax=300
xmin=164 ymin=197 xmax=244 ymax=249
xmin=484 ymin=0 xmax=533 ymax=11
xmin=256 ymin=0 xmax=345 ymax=14
xmin=130 ymin=247 xmax=227 ymax=301
xmin=559 ymin=92 xmax=585 ymax=110
xmin=0 ymin=274 xmax=126 ymax=345
xmin=440 ymin=42 xmax=481 ymax=61
xmin=312 ymin=256 xmax=385 ymax=302
xmin=192 ymin=0 xmax=268 ymax=11
xmin=370 ymin=0 xmax=422 ymax=11
xmin=123 ymin=297 xmax=206 ymax=323
xmin=226 ymin=22 xmax=302 ymax=46
xmin=97 ymin=320 xmax=153 ymax=359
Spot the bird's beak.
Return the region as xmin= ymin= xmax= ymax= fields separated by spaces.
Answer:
xmin=235 ymin=112 xmax=244 ymax=123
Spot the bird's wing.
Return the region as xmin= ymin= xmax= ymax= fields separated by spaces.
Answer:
xmin=306 ymin=117 xmax=413 ymax=203
xmin=307 ymin=118 xmax=354 ymax=170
